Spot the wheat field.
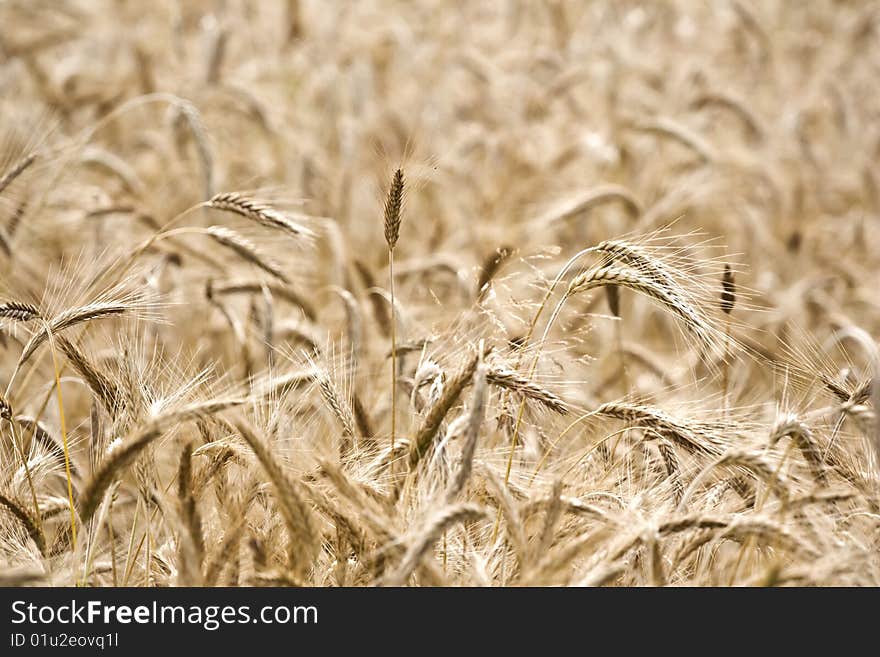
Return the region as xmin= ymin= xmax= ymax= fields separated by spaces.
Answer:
xmin=0 ymin=0 xmax=878 ymax=587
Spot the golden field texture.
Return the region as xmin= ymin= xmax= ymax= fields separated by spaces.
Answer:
xmin=1 ymin=0 xmax=879 ymax=586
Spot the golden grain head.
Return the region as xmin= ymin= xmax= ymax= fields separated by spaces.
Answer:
xmin=0 ymin=1 xmax=876 ymax=589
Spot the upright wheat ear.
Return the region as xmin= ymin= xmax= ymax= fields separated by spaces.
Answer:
xmin=383 ymin=168 xmax=405 ymax=452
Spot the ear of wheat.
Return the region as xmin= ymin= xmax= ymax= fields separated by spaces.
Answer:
xmin=207 ymin=192 xmax=315 ymax=240
xmin=384 ymin=168 xmax=405 ymax=453
xmin=206 ymin=226 xmax=290 ymax=283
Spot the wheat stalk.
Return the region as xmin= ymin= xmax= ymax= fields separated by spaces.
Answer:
xmin=383 ymin=168 xmax=405 ymax=453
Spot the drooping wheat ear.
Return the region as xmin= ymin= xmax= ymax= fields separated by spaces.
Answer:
xmin=7 ymin=199 xmax=27 ymax=237
xmin=78 ymin=398 xmax=246 ymax=522
xmin=0 ymin=397 xmax=44 ymax=547
xmin=486 ymin=367 xmax=568 ymax=415
xmin=203 ymin=515 xmax=248 ymax=586
xmin=206 ymin=192 xmax=314 ymax=239
xmin=626 ymin=117 xmax=714 ymax=163
xmin=0 ymin=152 xmax=37 ymax=197
xmin=353 ymin=259 xmax=391 ymax=337
xmin=595 ymin=401 xmax=725 ymax=457
xmin=482 ymin=466 xmax=528 ymax=567
xmin=690 ymin=92 xmax=765 ymax=142
xmin=55 ymin=336 xmax=121 ymax=415
xmin=538 ymin=184 xmax=642 ymax=226
xmin=476 ymin=245 xmax=514 ymax=299
xmin=407 ymin=352 xmax=481 ymax=473
xmin=211 ymin=279 xmax=317 ymax=321
xmin=383 ymin=503 xmax=486 ymax=586
xmin=0 ymin=301 xmax=40 ymax=322
xmin=176 ymin=100 xmax=214 ymax=199
xmin=206 ymin=226 xmax=290 ymax=283
xmin=787 ymin=489 xmax=854 ymax=511
xmin=534 ymin=480 xmax=565 ymax=561
xmin=567 ymin=266 xmax=720 ymax=351
xmin=17 ymin=302 xmax=128 ymax=368
xmin=594 ymin=239 xmax=685 ymax=293
xmin=383 ymin=168 xmax=405 ymax=250
xmin=594 ymin=240 xmax=698 ymax=388
xmin=383 ymin=168 xmax=404 ymax=452
xmin=251 ymin=367 xmax=319 ymax=400
xmin=177 ymin=442 xmax=204 ymax=582
xmin=0 ymin=492 xmax=46 ymax=556
xmin=523 ymin=494 xmax=611 ymax=524
xmin=677 ymin=451 xmax=787 ymax=515
xmin=712 ymin=450 xmax=789 ymax=501
xmin=234 ymin=420 xmax=319 ymax=578
xmin=80 ymin=147 xmax=146 ymax=197
xmin=659 ymin=514 xmax=816 ymax=558
xmin=78 ymin=426 xmax=154 ymax=523
xmin=770 ymin=414 xmax=826 ymax=485
xmin=329 ymin=286 xmax=362 ymax=372
xmin=446 ymin=355 xmax=487 ymax=503
xmin=318 ymin=460 xmax=396 ymax=539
